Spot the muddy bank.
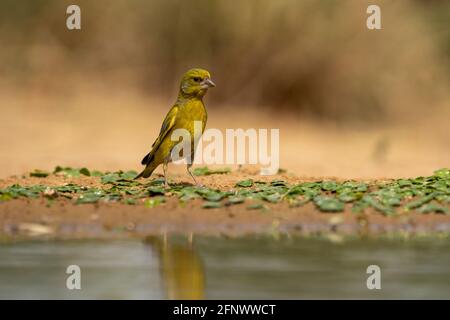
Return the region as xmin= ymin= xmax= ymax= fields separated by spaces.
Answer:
xmin=1 ymin=198 xmax=450 ymax=240
xmin=1 ymin=170 xmax=449 ymax=240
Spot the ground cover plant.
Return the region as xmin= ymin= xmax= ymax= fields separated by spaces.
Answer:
xmin=1 ymin=167 xmax=448 ymax=216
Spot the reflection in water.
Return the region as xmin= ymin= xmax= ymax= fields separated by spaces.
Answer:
xmin=1 ymin=237 xmax=450 ymax=299
xmin=145 ymin=234 xmax=205 ymax=300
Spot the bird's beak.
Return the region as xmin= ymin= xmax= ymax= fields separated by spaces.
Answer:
xmin=203 ymin=78 xmax=216 ymax=88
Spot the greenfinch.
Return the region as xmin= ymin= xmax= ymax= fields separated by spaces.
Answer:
xmin=135 ymin=68 xmax=215 ymax=186
xmin=146 ymin=235 xmax=205 ymax=299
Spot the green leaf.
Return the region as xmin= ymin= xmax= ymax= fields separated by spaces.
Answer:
xmin=76 ymin=191 xmax=103 ymax=204
xmin=362 ymin=195 xmax=395 ymax=216
xmin=247 ymin=203 xmax=266 ymax=210
xmin=120 ymin=171 xmax=138 ymax=180
xmin=91 ymin=170 xmax=103 ymax=177
xmin=342 ymin=181 xmax=368 ymax=192
xmin=321 ymin=181 xmax=338 ymax=192
xmin=101 ymin=173 xmax=121 ymax=184
xmin=53 ymin=166 xmax=81 ymax=177
xmin=404 ymin=192 xmax=437 ymax=210
xmin=418 ymin=203 xmax=448 ymax=214
xmin=79 ymin=168 xmax=91 ymax=176
xmin=148 ymin=186 xmax=165 ymax=196
xmin=285 ymin=185 xmax=303 ymax=196
xmin=314 ymin=196 xmax=344 ymax=212
xmin=254 ymin=181 xmax=267 ymax=185
xmin=352 ymin=201 xmax=369 ymax=213
xmin=100 ymin=171 xmax=137 ymax=184
xmin=236 ymin=179 xmax=254 ymax=188
xmin=204 ymin=192 xmax=224 ymax=202
xmin=149 ymin=178 xmax=165 ymax=186
xmin=338 ymin=192 xmax=357 ymax=203
xmin=434 ymin=168 xmax=450 ymax=179
xmin=177 ymin=186 xmax=201 ymax=202
xmin=2 ymin=184 xmax=45 ymax=198
xmin=125 ymin=188 xmax=141 ymax=195
xmin=193 ymin=166 xmax=231 ymax=176
xmin=124 ymin=198 xmax=137 ymax=205
xmin=53 ymin=166 xmax=64 ymax=173
xmin=30 ymin=170 xmax=50 ymax=178
xmin=271 ymin=180 xmax=286 ymax=187
xmin=202 ymin=201 xmax=222 ymax=209
xmin=105 ymin=193 xmax=122 ymax=202
xmin=288 ymin=196 xmax=311 ymax=207
xmin=226 ymin=196 xmax=245 ymax=205
xmin=54 ymin=184 xmax=81 ymax=193
xmin=144 ymin=196 xmax=165 ymax=208
xmin=262 ymin=193 xmax=281 ymax=203
xmin=436 ymin=194 xmax=450 ymax=203
xmin=398 ymin=179 xmax=413 ymax=187
xmin=381 ymin=197 xmax=402 ymax=207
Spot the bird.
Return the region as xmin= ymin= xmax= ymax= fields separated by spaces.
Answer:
xmin=135 ymin=68 xmax=215 ymax=187
xmin=145 ymin=234 xmax=205 ymax=300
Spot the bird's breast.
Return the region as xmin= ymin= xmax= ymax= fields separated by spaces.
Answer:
xmin=178 ymin=100 xmax=207 ymax=130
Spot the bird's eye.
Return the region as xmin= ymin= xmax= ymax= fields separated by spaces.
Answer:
xmin=193 ymin=77 xmax=202 ymax=82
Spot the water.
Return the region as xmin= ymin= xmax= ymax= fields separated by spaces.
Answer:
xmin=0 ymin=236 xmax=449 ymax=299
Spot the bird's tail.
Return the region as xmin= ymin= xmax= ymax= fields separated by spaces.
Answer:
xmin=134 ymin=162 xmax=158 ymax=180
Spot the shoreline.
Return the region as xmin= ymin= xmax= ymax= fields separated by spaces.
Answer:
xmin=1 ymin=169 xmax=449 ymax=240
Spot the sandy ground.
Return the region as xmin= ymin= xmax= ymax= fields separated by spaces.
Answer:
xmin=1 ymin=172 xmax=449 ymax=240
xmin=0 ymin=89 xmax=449 ymax=180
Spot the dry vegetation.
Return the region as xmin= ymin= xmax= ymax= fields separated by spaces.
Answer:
xmin=0 ymin=0 xmax=449 ymax=121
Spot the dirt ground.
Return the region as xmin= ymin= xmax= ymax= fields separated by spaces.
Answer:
xmin=1 ymin=171 xmax=450 ymax=240
xmin=1 ymin=89 xmax=449 ymax=239
xmin=0 ymin=89 xmax=449 ymax=179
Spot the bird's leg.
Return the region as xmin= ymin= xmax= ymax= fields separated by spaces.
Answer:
xmin=163 ymin=162 xmax=169 ymax=188
xmin=188 ymin=232 xmax=194 ymax=248
xmin=163 ymin=231 xmax=168 ymax=249
xmin=187 ymin=164 xmax=201 ymax=187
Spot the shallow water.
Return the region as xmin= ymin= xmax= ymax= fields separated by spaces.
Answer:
xmin=1 ymin=236 xmax=449 ymax=299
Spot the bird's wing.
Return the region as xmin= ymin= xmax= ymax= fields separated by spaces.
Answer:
xmin=141 ymin=105 xmax=179 ymax=165
xmin=153 ymin=105 xmax=179 ymax=147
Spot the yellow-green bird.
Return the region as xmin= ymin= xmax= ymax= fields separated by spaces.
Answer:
xmin=135 ymin=68 xmax=215 ymax=186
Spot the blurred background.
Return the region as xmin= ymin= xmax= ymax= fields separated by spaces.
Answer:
xmin=0 ymin=0 xmax=449 ymax=178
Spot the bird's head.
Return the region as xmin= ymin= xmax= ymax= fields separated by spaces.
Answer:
xmin=179 ymin=68 xmax=215 ymax=99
